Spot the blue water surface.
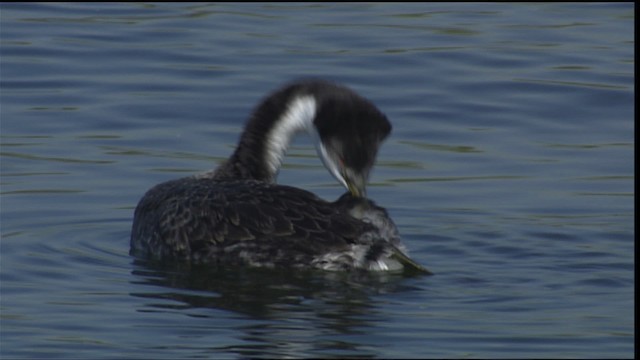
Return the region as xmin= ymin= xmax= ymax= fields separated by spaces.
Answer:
xmin=0 ymin=3 xmax=634 ymax=359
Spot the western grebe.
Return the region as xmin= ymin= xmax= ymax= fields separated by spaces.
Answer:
xmin=130 ymin=80 xmax=429 ymax=273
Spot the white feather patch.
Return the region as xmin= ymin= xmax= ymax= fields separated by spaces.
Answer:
xmin=265 ymin=96 xmax=317 ymax=178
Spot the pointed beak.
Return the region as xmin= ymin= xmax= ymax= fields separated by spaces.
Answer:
xmin=314 ymin=140 xmax=368 ymax=198
xmin=343 ymin=168 xmax=367 ymax=198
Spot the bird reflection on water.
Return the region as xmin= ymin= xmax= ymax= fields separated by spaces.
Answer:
xmin=130 ymin=257 xmax=422 ymax=358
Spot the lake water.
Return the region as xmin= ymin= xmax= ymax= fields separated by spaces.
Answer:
xmin=0 ymin=2 xmax=634 ymax=359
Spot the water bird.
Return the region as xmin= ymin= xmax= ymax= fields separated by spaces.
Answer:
xmin=130 ymin=80 xmax=429 ymax=273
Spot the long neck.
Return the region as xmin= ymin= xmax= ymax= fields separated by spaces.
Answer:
xmin=214 ymin=95 xmax=317 ymax=182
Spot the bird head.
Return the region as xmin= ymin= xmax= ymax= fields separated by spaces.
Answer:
xmin=310 ymin=83 xmax=391 ymax=197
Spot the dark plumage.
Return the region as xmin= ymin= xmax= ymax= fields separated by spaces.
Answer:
xmin=213 ymin=80 xmax=390 ymax=183
xmin=130 ymin=80 xmax=428 ymax=273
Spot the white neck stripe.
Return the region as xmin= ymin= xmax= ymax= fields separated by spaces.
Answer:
xmin=264 ymin=95 xmax=317 ymax=179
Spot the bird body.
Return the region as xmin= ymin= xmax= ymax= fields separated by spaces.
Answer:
xmin=130 ymin=80 xmax=429 ymax=273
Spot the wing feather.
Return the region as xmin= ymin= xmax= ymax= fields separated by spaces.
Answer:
xmin=131 ymin=177 xmax=369 ymax=264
